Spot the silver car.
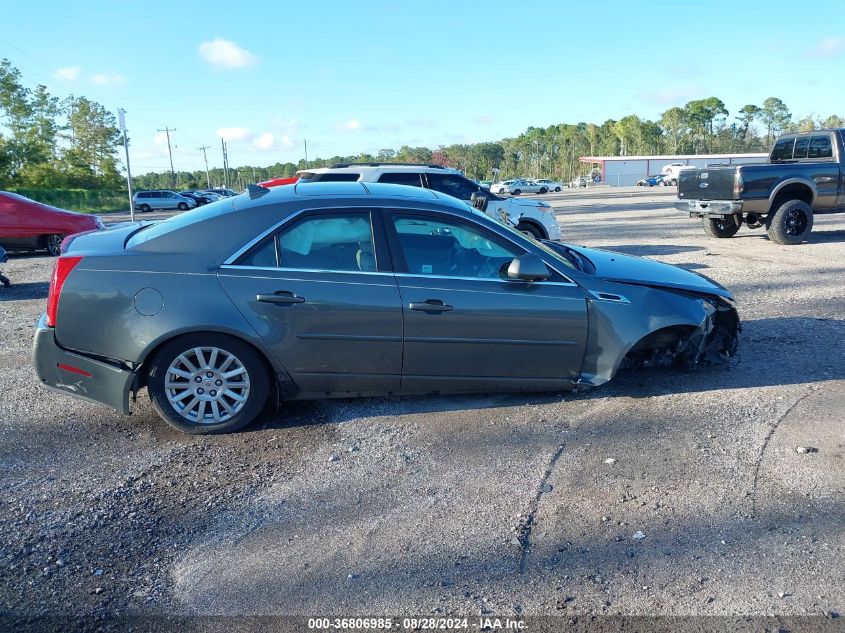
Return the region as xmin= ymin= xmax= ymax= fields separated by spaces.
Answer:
xmin=33 ymin=182 xmax=740 ymax=434
xmin=133 ymin=190 xmax=197 ymax=213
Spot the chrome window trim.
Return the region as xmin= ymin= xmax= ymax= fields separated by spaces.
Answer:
xmin=223 ymin=204 xmax=579 ymax=286
xmin=393 ymin=272 xmax=577 ymax=287
xmin=219 ymin=264 xmax=393 ymax=277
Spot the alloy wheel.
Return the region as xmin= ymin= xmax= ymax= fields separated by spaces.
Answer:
xmin=164 ymin=346 xmax=251 ymax=424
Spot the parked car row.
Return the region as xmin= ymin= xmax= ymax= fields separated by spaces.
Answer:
xmin=132 ymin=188 xmax=238 ymax=212
xmin=490 ymin=178 xmax=564 ymax=195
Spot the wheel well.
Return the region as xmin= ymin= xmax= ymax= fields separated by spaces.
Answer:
xmin=514 ymin=218 xmax=547 ymax=238
xmin=136 ymin=331 xmax=278 ymax=394
xmin=619 ymin=325 xmax=698 ymax=370
xmin=770 ymin=184 xmax=813 ymax=211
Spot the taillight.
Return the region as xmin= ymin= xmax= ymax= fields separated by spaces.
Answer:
xmin=46 ymin=256 xmax=83 ymax=327
xmin=733 ymin=171 xmax=744 ymax=197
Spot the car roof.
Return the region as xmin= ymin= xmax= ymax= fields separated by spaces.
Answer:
xmin=299 ymin=164 xmax=463 ymax=176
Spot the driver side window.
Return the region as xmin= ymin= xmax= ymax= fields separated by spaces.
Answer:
xmin=391 ymin=215 xmax=519 ymax=279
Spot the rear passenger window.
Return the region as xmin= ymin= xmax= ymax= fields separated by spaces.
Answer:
xmin=808 ymin=135 xmax=833 ymax=159
xmin=378 ymin=173 xmax=423 ymax=187
xmin=279 ymin=213 xmax=375 ymax=272
xmin=771 ymin=138 xmax=795 ymax=161
xmin=793 ymin=137 xmax=810 ymax=159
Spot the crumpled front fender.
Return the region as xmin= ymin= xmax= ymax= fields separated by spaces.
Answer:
xmin=577 ymin=283 xmax=740 ymax=387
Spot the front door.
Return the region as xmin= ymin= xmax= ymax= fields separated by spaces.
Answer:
xmin=218 ymin=209 xmax=403 ymax=396
xmin=383 ymin=210 xmax=589 ymax=394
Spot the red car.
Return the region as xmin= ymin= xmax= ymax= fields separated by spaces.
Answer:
xmin=257 ymin=176 xmax=298 ymax=188
xmin=0 ymin=191 xmax=104 ymax=256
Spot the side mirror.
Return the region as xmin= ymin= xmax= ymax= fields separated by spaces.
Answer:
xmin=470 ymin=192 xmax=489 ymax=212
xmin=506 ymin=255 xmax=550 ymax=282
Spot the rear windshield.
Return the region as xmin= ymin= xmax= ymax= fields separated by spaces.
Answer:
xmin=298 ymin=172 xmax=361 ymax=183
xmin=770 ymin=137 xmax=795 ymax=161
xmin=125 ymin=198 xmax=235 ymax=248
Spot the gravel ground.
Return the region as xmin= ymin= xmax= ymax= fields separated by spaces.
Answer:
xmin=1 ymin=188 xmax=843 ymax=631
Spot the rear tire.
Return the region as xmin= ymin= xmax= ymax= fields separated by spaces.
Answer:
xmin=702 ymin=216 xmax=741 ymax=239
xmin=512 ymin=189 xmax=521 ymax=195
xmin=554 ymin=187 xmax=561 ymax=192
xmin=539 ymin=187 xmax=548 ymax=194
xmin=147 ymin=333 xmax=270 ymax=434
xmin=45 ymin=234 xmax=63 ymax=256
xmin=515 ymin=222 xmax=544 ymax=240
xmin=766 ymin=199 xmax=813 ymax=245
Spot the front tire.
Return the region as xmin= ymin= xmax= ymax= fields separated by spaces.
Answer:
xmin=512 ymin=189 xmax=522 ymax=195
xmin=45 ymin=234 xmax=63 ymax=256
xmin=139 ymin=204 xmax=151 ymax=213
xmin=178 ymin=202 xmax=189 ymax=211
xmin=539 ymin=187 xmax=548 ymax=194
xmin=702 ymin=216 xmax=741 ymax=239
xmin=515 ymin=222 xmax=544 ymax=240
xmin=147 ymin=334 xmax=269 ymax=434
xmin=554 ymin=187 xmax=561 ymax=192
xmin=766 ymin=199 xmax=813 ymax=245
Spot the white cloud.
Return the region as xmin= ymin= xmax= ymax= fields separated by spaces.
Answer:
xmin=474 ymin=114 xmax=495 ymax=125
xmin=337 ymin=119 xmax=362 ymax=131
xmin=90 ymin=72 xmax=126 ymax=86
xmin=199 ymin=38 xmax=259 ymax=68
xmin=55 ymin=66 xmax=80 ymax=81
xmin=808 ymin=36 xmax=845 ymax=59
xmin=281 ymin=134 xmax=293 ymax=147
xmin=153 ymin=132 xmax=170 ymax=146
xmin=254 ymin=132 xmax=274 ymax=150
xmin=216 ymin=126 xmax=251 ymax=141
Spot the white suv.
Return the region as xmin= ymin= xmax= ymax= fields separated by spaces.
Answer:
xmin=297 ymin=164 xmax=561 ymax=241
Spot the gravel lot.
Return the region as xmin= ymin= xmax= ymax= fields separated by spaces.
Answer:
xmin=1 ymin=187 xmax=843 ymax=631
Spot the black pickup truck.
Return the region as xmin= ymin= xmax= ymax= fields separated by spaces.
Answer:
xmin=676 ymin=129 xmax=845 ymax=244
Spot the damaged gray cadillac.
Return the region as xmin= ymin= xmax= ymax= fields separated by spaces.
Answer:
xmin=33 ymin=182 xmax=740 ymax=434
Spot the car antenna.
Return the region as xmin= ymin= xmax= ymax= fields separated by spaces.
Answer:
xmin=246 ymin=183 xmax=271 ymax=200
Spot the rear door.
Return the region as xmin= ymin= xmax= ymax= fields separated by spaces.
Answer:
xmin=218 ymin=208 xmax=403 ymax=395
xmin=382 ymin=209 xmax=588 ymax=394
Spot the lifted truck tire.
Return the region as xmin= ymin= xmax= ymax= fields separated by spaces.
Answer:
xmin=766 ymin=199 xmax=813 ymax=245
xmin=702 ymin=215 xmax=741 ymax=239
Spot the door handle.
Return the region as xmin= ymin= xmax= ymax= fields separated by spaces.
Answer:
xmin=409 ymin=300 xmax=453 ymax=313
xmin=257 ymin=291 xmax=305 ymax=305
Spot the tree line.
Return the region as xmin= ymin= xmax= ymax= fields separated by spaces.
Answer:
xmin=2 ymin=58 xmax=843 ymax=193
xmin=136 ymin=97 xmax=845 ymax=190
xmin=0 ymin=59 xmax=123 ymax=190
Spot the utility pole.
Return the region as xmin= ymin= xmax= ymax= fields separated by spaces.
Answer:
xmin=117 ymin=109 xmax=134 ymax=221
xmin=157 ymin=126 xmax=177 ymax=189
xmin=303 ymin=139 xmax=308 ymax=167
xmin=251 ymin=166 xmax=256 ymax=183
xmin=197 ymin=145 xmax=212 ymax=189
xmin=221 ymin=138 xmax=229 ymax=188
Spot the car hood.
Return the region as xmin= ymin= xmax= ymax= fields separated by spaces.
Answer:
xmin=567 ymin=245 xmax=733 ymax=300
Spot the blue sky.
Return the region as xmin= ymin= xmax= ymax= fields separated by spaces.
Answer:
xmin=1 ymin=0 xmax=843 ymax=174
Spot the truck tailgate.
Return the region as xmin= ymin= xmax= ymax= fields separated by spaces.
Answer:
xmin=678 ymin=167 xmax=737 ymax=200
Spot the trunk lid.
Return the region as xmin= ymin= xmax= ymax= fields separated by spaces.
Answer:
xmin=678 ymin=166 xmax=739 ymax=201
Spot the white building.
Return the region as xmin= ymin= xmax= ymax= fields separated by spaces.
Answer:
xmin=579 ymin=153 xmax=768 ymax=187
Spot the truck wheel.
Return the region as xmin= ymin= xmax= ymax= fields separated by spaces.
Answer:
xmin=766 ymin=199 xmax=813 ymax=245
xmin=702 ymin=216 xmax=741 ymax=239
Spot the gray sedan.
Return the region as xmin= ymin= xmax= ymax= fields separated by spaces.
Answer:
xmin=33 ymin=182 xmax=740 ymax=434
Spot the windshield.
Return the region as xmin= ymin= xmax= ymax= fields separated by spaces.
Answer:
xmin=465 ymin=206 xmax=577 ymax=271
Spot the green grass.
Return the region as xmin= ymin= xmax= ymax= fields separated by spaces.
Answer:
xmin=11 ymin=188 xmax=128 ymax=213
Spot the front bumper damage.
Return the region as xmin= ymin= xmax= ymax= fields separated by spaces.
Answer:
xmin=577 ymin=287 xmax=741 ymax=389
xmin=619 ymin=297 xmax=741 ymax=372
